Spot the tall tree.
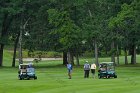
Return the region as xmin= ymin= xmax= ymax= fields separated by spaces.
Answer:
xmin=109 ymin=0 xmax=140 ymax=64
xmin=0 ymin=0 xmax=17 ymax=66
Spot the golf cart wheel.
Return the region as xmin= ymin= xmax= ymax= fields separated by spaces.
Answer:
xmin=19 ymin=77 xmax=22 ymax=80
xmin=18 ymin=75 xmax=22 ymax=80
xmin=98 ymin=76 xmax=101 ymax=79
xmin=34 ymin=76 xmax=37 ymax=80
xmin=114 ymin=75 xmax=117 ymax=78
xmin=27 ymin=76 xmax=30 ymax=80
xmin=106 ymin=75 xmax=110 ymax=79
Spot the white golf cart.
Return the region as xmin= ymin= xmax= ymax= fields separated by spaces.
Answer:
xmin=18 ymin=63 xmax=37 ymax=80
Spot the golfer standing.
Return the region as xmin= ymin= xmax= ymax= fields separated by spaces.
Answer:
xmin=91 ymin=63 xmax=96 ymax=78
xmin=84 ymin=61 xmax=90 ymax=78
xmin=67 ymin=63 xmax=72 ymax=79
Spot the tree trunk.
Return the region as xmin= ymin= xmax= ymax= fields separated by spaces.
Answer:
xmin=124 ymin=47 xmax=128 ymax=65
xmin=88 ymin=10 xmax=99 ymax=66
xmin=67 ymin=51 xmax=74 ymax=65
xmin=12 ymin=32 xmax=20 ymax=67
xmin=18 ymin=25 xmax=23 ymax=64
xmin=116 ymin=44 xmax=119 ymax=65
xmin=131 ymin=45 xmax=136 ymax=64
xmin=75 ymin=53 xmax=80 ymax=66
xmin=0 ymin=13 xmax=12 ymax=66
xmin=18 ymin=17 xmax=30 ymax=64
xmin=63 ymin=52 xmax=68 ymax=65
xmin=111 ymin=41 xmax=115 ymax=64
xmin=71 ymin=52 xmax=74 ymax=65
xmin=105 ymin=47 xmax=108 ymax=55
xmin=67 ymin=51 xmax=70 ymax=64
xmin=94 ymin=39 xmax=99 ymax=66
xmin=0 ymin=44 xmax=4 ymax=66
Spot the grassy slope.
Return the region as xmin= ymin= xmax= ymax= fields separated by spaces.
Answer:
xmin=1 ymin=50 xmax=140 ymax=93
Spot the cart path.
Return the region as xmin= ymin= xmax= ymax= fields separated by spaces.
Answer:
xmin=16 ymin=58 xmax=62 ymax=62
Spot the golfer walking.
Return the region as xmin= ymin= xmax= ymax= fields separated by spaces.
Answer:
xmin=67 ymin=63 xmax=72 ymax=79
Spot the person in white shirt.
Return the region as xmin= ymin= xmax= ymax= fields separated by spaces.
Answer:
xmin=91 ymin=63 xmax=96 ymax=78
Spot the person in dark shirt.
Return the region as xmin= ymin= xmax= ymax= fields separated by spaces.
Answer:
xmin=84 ymin=61 xmax=90 ymax=78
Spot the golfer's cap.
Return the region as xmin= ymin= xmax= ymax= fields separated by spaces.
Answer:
xmin=86 ymin=61 xmax=88 ymax=63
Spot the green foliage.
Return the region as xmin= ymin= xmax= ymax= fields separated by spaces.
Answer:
xmin=0 ymin=36 xmax=9 ymax=45
xmin=47 ymin=8 xmax=83 ymax=52
xmin=1 ymin=0 xmax=140 ymax=66
xmin=82 ymin=51 xmax=94 ymax=58
xmin=109 ymin=0 xmax=140 ymax=51
xmin=109 ymin=3 xmax=134 ymax=30
xmin=25 ymin=51 xmax=62 ymax=58
xmin=47 ymin=51 xmax=62 ymax=58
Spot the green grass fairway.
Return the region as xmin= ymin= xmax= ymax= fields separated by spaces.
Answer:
xmin=1 ymin=51 xmax=140 ymax=93
xmin=0 ymin=64 xmax=140 ymax=93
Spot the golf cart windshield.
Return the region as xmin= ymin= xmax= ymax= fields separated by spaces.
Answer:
xmin=107 ymin=63 xmax=115 ymax=71
xmin=27 ymin=68 xmax=35 ymax=73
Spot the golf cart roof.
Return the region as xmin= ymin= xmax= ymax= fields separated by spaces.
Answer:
xmin=19 ymin=63 xmax=29 ymax=66
xmin=19 ymin=63 xmax=33 ymax=69
xmin=19 ymin=62 xmax=33 ymax=66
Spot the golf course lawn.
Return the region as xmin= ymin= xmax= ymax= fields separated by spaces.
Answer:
xmin=0 ymin=63 xmax=140 ymax=93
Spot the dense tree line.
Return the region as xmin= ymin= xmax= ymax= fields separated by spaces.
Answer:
xmin=0 ymin=0 xmax=140 ymax=67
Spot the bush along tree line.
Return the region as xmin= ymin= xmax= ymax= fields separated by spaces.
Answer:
xmin=0 ymin=0 xmax=140 ymax=67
